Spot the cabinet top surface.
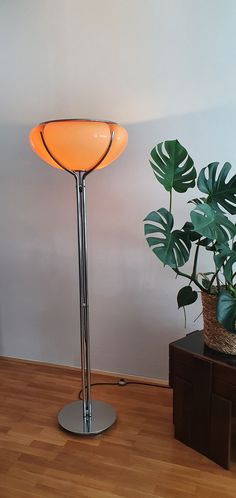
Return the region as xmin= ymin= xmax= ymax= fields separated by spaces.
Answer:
xmin=170 ymin=331 xmax=236 ymax=368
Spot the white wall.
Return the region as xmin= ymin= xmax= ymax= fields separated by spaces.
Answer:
xmin=0 ymin=0 xmax=236 ymax=379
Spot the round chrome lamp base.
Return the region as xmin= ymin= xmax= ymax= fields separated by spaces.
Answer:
xmin=58 ymin=400 xmax=117 ymax=435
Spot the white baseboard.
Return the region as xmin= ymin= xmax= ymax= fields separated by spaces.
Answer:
xmin=0 ymin=355 xmax=169 ymax=386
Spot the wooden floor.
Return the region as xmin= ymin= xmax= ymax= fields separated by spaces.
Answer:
xmin=0 ymin=358 xmax=236 ymax=498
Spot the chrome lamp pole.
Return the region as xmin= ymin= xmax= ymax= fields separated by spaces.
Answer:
xmin=58 ymin=168 xmax=117 ymax=434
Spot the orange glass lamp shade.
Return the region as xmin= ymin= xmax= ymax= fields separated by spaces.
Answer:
xmin=29 ymin=119 xmax=128 ymax=171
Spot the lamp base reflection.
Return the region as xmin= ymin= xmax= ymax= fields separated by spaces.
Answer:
xmin=58 ymin=400 xmax=117 ymax=435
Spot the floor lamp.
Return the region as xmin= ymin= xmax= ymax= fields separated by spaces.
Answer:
xmin=29 ymin=119 xmax=128 ymax=435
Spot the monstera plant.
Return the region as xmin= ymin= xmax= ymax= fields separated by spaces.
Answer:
xmin=144 ymin=140 xmax=236 ymax=333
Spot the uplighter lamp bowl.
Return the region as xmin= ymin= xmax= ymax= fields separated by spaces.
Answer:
xmin=29 ymin=119 xmax=128 ymax=171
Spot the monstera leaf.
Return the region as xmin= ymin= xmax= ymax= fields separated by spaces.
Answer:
xmin=217 ymin=290 xmax=236 ymax=333
xmin=144 ymin=208 xmax=191 ymax=267
xmin=182 ymin=221 xmax=212 ymax=247
xmin=182 ymin=222 xmax=200 ymax=241
xmin=214 ymin=243 xmax=236 ymax=284
xmin=198 ymin=162 xmax=236 ymax=214
xmin=224 ymin=254 xmax=236 ymax=283
xmin=190 ymin=204 xmax=236 ymax=243
xmin=149 ymin=140 xmax=196 ymax=193
xmin=214 ymin=242 xmax=232 ymax=270
xmin=188 ymin=197 xmax=206 ymax=206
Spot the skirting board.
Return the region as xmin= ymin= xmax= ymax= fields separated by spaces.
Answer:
xmin=0 ymin=355 xmax=169 ymax=386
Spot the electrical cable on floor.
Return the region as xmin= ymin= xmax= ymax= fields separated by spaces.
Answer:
xmin=78 ymin=378 xmax=171 ymax=400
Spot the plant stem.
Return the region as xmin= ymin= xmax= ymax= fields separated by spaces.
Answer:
xmin=183 ymin=306 xmax=187 ymax=328
xmin=191 ymin=242 xmax=200 ymax=282
xmin=194 ymin=310 xmax=203 ymax=323
xmin=208 ymin=268 xmax=220 ymax=293
xmin=169 ymin=190 xmax=172 ymax=213
xmin=173 ymin=267 xmax=205 ymax=291
xmin=216 ymin=272 xmax=221 ymax=292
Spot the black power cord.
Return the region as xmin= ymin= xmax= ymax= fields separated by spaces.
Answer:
xmin=78 ymin=378 xmax=171 ymax=400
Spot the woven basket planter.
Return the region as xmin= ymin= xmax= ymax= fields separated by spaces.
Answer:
xmin=202 ymin=292 xmax=236 ymax=355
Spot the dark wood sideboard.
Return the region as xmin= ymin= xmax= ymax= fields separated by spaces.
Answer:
xmin=169 ymin=331 xmax=236 ymax=469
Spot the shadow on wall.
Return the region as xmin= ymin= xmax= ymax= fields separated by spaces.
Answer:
xmin=0 ymin=101 xmax=235 ymax=378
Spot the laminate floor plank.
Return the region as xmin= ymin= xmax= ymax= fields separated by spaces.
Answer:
xmin=0 ymin=357 xmax=236 ymax=498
